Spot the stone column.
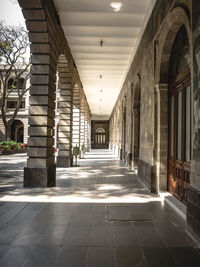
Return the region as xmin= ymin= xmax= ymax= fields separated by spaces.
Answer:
xmin=87 ymin=111 xmax=91 ymax=151
xmin=57 ymin=57 xmax=72 ymax=167
xmin=24 ymin=60 xmax=56 ymax=186
xmin=22 ymin=2 xmax=56 ymax=187
xmin=154 ymin=83 xmax=168 ymax=192
xmin=79 ymin=96 xmax=85 ymax=150
xmin=72 ymin=86 xmax=80 ymax=148
xmin=84 ymin=103 xmax=89 ymax=149
xmin=132 ymin=107 xmax=140 ymax=168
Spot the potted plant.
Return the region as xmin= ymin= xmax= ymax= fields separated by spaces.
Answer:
xmin=73 ymin=145 xmax=79 ymax=165
xmin=80 ymin=143 xmax=86 ymax=158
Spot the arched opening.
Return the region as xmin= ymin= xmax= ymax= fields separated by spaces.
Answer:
xmin=95 ymin=128 xmax=106 ymax=147
xmin=11 ymin=120 xmax=24 ymax=143
xmin=168 ymin=26 xmax=191 ymax=204
xmin=92 ymin=121 xmax=108 ymax=149
xmin=154 ymin=7 xmax=192 ymax=195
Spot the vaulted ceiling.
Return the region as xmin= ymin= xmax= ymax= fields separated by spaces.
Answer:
xmin=54 ymin=0 xmax=156 ymax=119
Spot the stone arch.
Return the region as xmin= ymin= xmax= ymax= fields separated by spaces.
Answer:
xmin=156 ymin=6 xmax=192 ymax=84
xmin=11 ymin=119 xmax=24 ymax=143
xmin=154 ymin=6 xmax=192 ymax=192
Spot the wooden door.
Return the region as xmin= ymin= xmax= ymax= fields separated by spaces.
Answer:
xmin=168 ymin=69 xmax=191 ymax=204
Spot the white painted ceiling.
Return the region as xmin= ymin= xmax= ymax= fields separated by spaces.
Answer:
xmin=54 ymin=0 xmax=155 ymax=118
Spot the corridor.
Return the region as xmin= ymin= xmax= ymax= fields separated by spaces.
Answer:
xmin=0 ymin=150 xmax=200 ymax=266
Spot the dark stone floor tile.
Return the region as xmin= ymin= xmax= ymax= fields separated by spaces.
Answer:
xmin=33 ymin=212 xmax=71 ymax=225
xmin=169 ymin=247 xmax=200 ymax=267
xmin=24 ymin=246 xmax=60 ymax=267
xmin=56 ymin=247 xmax=87 ymax=267
xmin=36 ymin=225 xmax=69 ymax=246
xmin=157 ymin=228 xmax=192 ymax=247
xmin=113 ymin=224 xmax=139 ymax=246
xmin=116 ymin=247 xmax=147 ymax=267
xmin=107 ymin=205 xmax=152 ymax=221
xmin=89 ymin=224 xmax=113 ymax=246
xmin=0 ymin=246 xmax=32 ymax=267
xmin=0 ymin=225 xmax=24 ymax=245
xmin=12 ymin=223 xmax=48 ymax=246
xmin=135 ymin=224 xmax=165 ymax=247
xmin=0 ymin=202 xmax=28 ymax=226
xmin=70 ymin=211 xmax=93 ymax=226
xmin=63 ymin=226 xmax=91 ymax=246
xmin=86 ymin=247 xmax=115 ymax=267
xmin=142 ymin=247 xmax=178 ymax=267
xmin=0 ymin=245 xmax=9 ymax=260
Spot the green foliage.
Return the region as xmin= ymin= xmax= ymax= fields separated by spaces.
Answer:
xmin=81 ymin=143 xmax=86 ymax=151
xmin=73 ymin=145 xmax=79 ymax=156
xmin=0 ymin=141 xmax=27 ymax=151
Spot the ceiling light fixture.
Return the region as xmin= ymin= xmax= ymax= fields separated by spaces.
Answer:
xmin=110 ymin=2 xmax=122 ymax=12
xmin=100 ymin=40 xmax=103 ymax=47
xmin=100 ymin=75 xmax=102 ymax=79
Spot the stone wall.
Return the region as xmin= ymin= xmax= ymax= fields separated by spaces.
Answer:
xmin=109 ymin=0 xmax=200 ymax=237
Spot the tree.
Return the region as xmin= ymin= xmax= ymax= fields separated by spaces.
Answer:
xmin=0 ymin=21 xmax=30 ymax=141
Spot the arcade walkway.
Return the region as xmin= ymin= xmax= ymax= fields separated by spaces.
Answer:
xmin=0 ymin=150 xmax=200 ymax=266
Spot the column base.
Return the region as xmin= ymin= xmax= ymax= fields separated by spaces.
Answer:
xmin=24 ymin=164 xmax=56 ymax=187
xmin=187 ymin=186 xmax=200 ymax=239
xmin=57 ymin=156 xmax=72 ymax=167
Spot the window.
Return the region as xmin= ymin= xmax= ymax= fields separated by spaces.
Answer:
xmin=7 ymin=100 xmax=25 ymax=109
xmin=7 ymin=78 xmax=24 ymax=90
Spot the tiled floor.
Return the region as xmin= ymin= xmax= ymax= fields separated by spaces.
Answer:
xmin=0 ymin=150 xmax=200 ymax=266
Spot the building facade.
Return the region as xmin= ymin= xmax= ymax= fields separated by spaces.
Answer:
xmin=0 ymin=69 xmax=30 ymax=144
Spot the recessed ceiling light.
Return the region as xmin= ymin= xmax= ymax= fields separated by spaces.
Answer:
xmin=110 ymin=2 xmax=122 ymax=12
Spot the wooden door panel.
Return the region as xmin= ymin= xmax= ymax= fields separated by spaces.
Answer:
xmin=168 ymin=71 xmax=190 ymax=204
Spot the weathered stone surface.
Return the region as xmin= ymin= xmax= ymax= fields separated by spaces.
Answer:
xmin=57 ymin=156 xmax=72 ymax=167
xmin=24 ymin=164 xmax=56 ymax=187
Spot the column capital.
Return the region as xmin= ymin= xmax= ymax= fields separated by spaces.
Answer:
xmin=132 ymin=107 xmax=139 ymax=112
xmin=155 ymin=83 xmax=168 ymax=94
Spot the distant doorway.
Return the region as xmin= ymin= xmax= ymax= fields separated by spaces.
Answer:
xmin=11 ymin=120 xmax=24 ymax=143
xmin=91 ymin=120 xmax=109 ymax=149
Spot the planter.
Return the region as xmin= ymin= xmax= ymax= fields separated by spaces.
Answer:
xmin=80 ymin=150 xmax=85 ymax=159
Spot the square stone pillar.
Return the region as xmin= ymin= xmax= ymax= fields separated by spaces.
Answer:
xmin=154 ymin=83 xmax=168 ymax=192
xmin=79 ymin=97 xmax=85 ymax=148
xmin=72 ymin=86 xmax=80 ymax=148
xmin=87 ymin=112 xmax=91 ymax=151
xmin=84 ymin=104 xmax=89 ymax=148
xmin=24 ymin=56 xmax=56 ymax=187
xmin=57 ymin=60 xmax=72 ymax=168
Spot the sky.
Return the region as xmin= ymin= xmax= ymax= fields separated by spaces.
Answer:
xmin=0 ymin=0 xmax=26 ymax=28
